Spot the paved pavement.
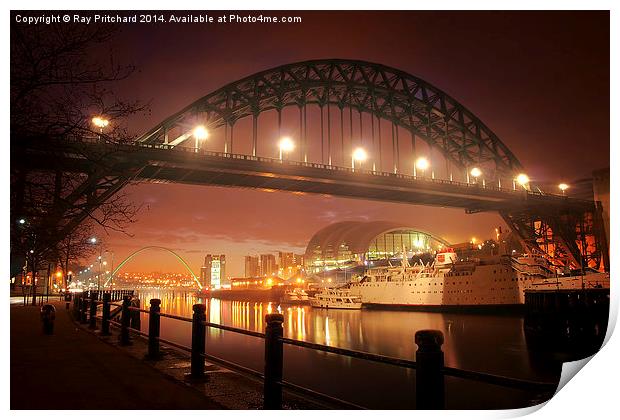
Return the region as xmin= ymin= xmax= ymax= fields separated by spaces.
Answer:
xmin=10 ymin=301 xmax=223 ymax=409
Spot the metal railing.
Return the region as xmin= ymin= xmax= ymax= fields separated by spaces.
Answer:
xmin=72 ymin=292 xmax=558 ymax=409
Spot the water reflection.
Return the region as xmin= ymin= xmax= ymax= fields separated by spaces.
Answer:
xmin=136 ymin=291 xmax=561 ymax=409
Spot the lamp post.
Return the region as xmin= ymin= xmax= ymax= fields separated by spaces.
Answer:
xmin=415 ymin=157 xmax=430 ymax=178
xmin=278 ymin=137 xmax=295 ymax=160
xmin=193 ymin=125 xmax=209 ymax=153
xmin=352 ymin=147 xmax=368 ymax=171
xmin=92 ymin=116 xmax=109 ymax=140
xmin=470 ymin=167 xmax=482 ymax=185
xmin=559 ymin=183 xmax=569 ymax=196
xmin=515 ymin=173 xmax=530 ymax=190
xmin=89 ymin=237 xmax=105 ymax=291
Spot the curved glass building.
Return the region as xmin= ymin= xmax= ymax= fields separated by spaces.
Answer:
xmin=304 ymin=221 xmax=449 ymax=274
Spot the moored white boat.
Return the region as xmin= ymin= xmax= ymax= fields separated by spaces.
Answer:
xmin=282 ymin=288 xmax=310 ymax=304
xmin=309 ymin=288 xmax=362 ymax=309
xmin=347 ymin=248 xmax=608 ymax=309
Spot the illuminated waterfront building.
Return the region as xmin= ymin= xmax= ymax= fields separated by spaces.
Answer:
xmin=259 ymin=254 xmax=278 ymax=276
xmin=304 ymin=221 xmax=449 ymax=274
xmin=201 ymin=254 xmax=226 ymax=288
xmin=244 ymin=255 xmax=260 ymax=278
xmin=278 ymin=251 xmax=305 ymax=279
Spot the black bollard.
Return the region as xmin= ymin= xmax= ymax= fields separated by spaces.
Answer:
xmin=415 ymin=330 xmax=445 ymax=409
xmin=40 ymin=304 xmax=56 ymax=334
xmin=89 ymin=292 xmax=98 ymax=329
xmin=73 ymin=294 xmax=80 ymax=319
xmin=120 ymin=295 xmax=131 ymax=345
xmin=101 ymin=293 xmax=111 ymax=336
xmin=190 ymin=304 xmax=206 ymax=379
xmin=264 ymin=313 xmax=284 ymax=409
xmin=80 ymin=295 xmax=88 ymax=324
xmin=147 ymin=299 xmax=162 ymax=359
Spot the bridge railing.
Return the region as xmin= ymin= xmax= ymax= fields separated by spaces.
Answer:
xmin=73 ymin=292 xmax=558 ymax=409
xmin=67 ymin=137 xmax=594 ymax=206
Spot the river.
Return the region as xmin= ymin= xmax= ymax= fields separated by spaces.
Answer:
xmin=131 ymin=291 xmax=562 ymax=409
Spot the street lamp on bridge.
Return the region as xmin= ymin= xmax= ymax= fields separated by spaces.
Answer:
xmin=515 ymin=173 xmax=530 ymax=190
xmin=415 ymin=157 xmax=430 ymax=178
xmin=278 ymin=137 xmax=295 ymax=160
xmin=470 ymin=167 xmax=482 ymax=185
xmin=193 ymin=125 xmax=209 ymax=152
xmin=559 ymin=183 xmax=569 ymax=196
xmin=352 ymin=147 xmax=368 ymax=171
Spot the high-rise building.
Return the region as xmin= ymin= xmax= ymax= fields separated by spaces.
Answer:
xmin=278 ymin=252 xmax=305 ymax=278
xmin=278 ymin=252 xmax=295 ymax=271
xmin=201 ymin=254 xmax=226 ymax=288
xmin=244 ymin=255 xmax=260 ymax=278
xmin=259 ymin=254 xmax=277 ymax=277
xmin=294 ymin=254 xmax=305 ymax=267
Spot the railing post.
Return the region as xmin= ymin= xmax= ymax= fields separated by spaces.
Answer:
xmin=80 ymin=294 xmax=88 ymax=324
xmin=73 ymin=293 xmax=80 ymax=319
xmin=101 ymin=293 xmax=111 ymax=336
xmin=190 ymin=304 xmax=206 ymax=379
xmin=415 ymin=330 xmax=445 ymax=409
xmin=120 ymin=295 xmax=131 ymax=346
xmin=147 ymin=298 xmax=162 ymax=359
xmin=89 ymin=292 xmax=98 ymax=329
xmin=264 ymin=313 xmax=284 ymax=409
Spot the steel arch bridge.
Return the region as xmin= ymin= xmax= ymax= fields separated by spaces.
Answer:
xmin=103 ymin=246 xmax=202 ymax=289
xmin=13 ymin=59 xmax=609 ymax=272
xmin=137 ymin=59 xmax=522 ymax=182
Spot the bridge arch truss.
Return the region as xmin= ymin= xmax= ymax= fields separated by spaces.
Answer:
xmin=137 ymin=59 xmax=523 ymax=184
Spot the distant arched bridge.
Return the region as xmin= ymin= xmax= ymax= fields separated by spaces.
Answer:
xmin=104 ymin=246 xmax=202 ymax=289
xmin=14 ymin=59 xmax=608 ymax=271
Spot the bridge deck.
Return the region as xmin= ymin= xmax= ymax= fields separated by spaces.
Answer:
xmin=20 ymin=139 xmax=595 ymax=214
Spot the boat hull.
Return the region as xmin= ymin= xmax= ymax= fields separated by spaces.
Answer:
xmin=310 ymin=301 xmax=363 ymax=310
xmin=361 ymin=302 xmax=524 ymax=313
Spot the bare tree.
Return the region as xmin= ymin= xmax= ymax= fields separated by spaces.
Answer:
xmin=11 ymin=19 xmax=148 ymax=303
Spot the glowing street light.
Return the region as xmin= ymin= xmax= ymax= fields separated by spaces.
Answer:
xmin=92 ymin=116 xmax=109 ymax=130
xmin=559 ymin=183 xmax=569 ymax=195
xmin=193 ymin=125 xmax=209 ymax=152
xmin=352 ymin=147 xmax=368 ymax=170
xmin=470 ymin=167 xmax=482 ymax=180
xmin=89 ymin=237 xmax=97 ymax=244
xmin=278 ymin=136 xmax=295 ymax=160
xmin=92 ymin=116 xmax=109 ymax=141
xmin=18 ymin=218 xmax=26 ymax=225
xmin=415 ymin=157 xmax=430 ymax=177
xmin=515 ymin=173 xmax=530 ymax=189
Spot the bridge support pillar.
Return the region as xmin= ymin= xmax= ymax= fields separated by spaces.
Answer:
xmin=264 ymin=313 xmax=284 ymax=409
xmin=147 ymin=298 xmax=162 ymax=359
xmin=415 ymin=330 xmax=445 ymax=409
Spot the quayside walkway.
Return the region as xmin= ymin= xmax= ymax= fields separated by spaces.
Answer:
xmin=10 ymin=301 xmax=223 ymax=409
